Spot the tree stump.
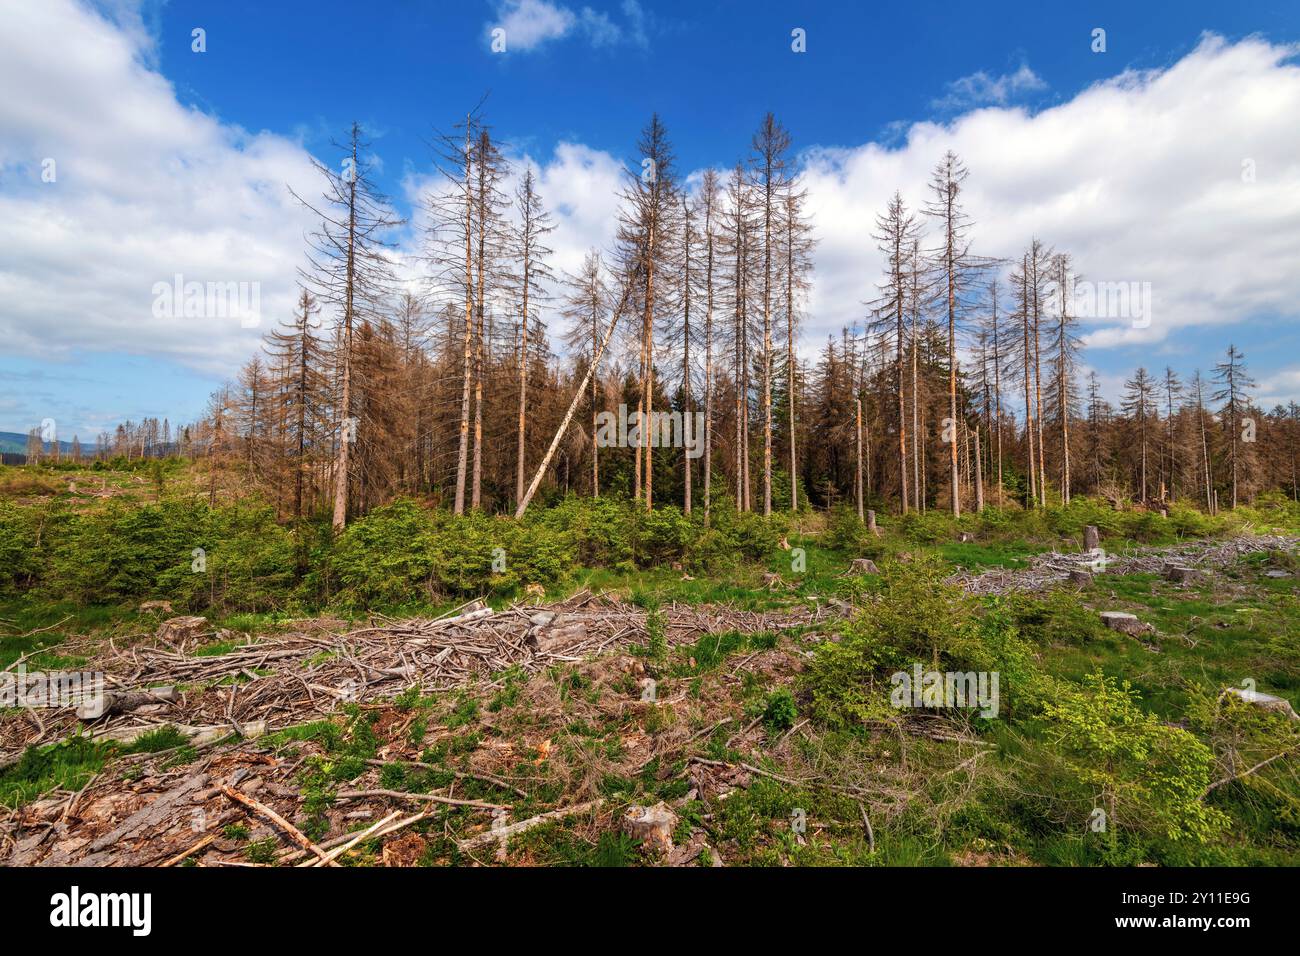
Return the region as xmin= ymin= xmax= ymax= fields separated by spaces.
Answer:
xmin=1083 ymin=525 xmax=1100 ymax=552
xmin=1068 ymin=569 xmax=1093 ymax=587
xmin=866 ymin=510 xmax=879 ymax=536
xmin=623 ymin=802 xmax=677 ymax=853
xmin=157 ymin=616 xmax=208 ymax=644
xmin=1164 ymin=566 xmax=1206 ymax=585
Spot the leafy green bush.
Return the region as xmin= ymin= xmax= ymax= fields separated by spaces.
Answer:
xmin=761 ymin=688 xmax=798 ymax=731
xmin=1038 ymin=674 xmax=1229 ymax=844
xmin=0 ymin=501 xmax=50 ymax=595
xmin=159 ymin=505 xmax=296 ymax=613
xmin=1001 ymin=591 xmax=1110 ymax=647
xmin=822 ymin=506 xmax=872 ymax=554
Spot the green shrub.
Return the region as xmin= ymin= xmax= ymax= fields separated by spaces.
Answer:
xmin=1038 ymin=673 xmax=1229 ymax=844
xmin=330 ymin=499 xmax=575 ymax=606
xmin=48 ymin=499 xmax=210 ymax=605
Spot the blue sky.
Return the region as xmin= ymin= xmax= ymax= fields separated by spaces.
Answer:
xmin=2 ymin=0 xmax=1299 ymax=442
xmin=156 ymin=0 xmax=1290 ymax=195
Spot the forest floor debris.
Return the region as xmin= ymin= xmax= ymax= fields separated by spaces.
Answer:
xmin=949 ymin=533 xmax=1298 ymax=595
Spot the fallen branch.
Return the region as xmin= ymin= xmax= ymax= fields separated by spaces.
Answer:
xmin=299 ymin=810 xmax=405 ymax=868
xmin=220 ymin=784 xmax=335 ymax=866
xmin=457 ymin=799 xmax=603 ymax=851
xmin=335 ymin=788 xmax=507 ymax=810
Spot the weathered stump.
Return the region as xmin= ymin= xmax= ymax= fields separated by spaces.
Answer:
xmin=1083 ymin=525 xmax=1100 ymax=552
xmin=1068 ymin=569 xmax=1093 ymax=587
xmin=157 ymin=616 xmax=208 ymax=644
xmin=1165 ymin=566 xmax=1206 ymax=585
xmin=623 ymin=802 xmax=677 ymax=853
xmin=866 ymin=510 xmax=879 ymax=536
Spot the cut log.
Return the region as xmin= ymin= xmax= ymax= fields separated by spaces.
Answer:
xmin=623 ymin=801 xmax=677 ymax=853
xmin=1100 ymin=611 xmax=1154 ymax=637
xmin=531 ymin=617 xmax=589 ymax=654
xmin=432 ymin=606 xmax=494 ymax=628
xmin=1224 ymin=687 xmax=1299 ymax=720
xmin=84 ymin=719 xmax=267 ymax=747
xmin=76 ymin=686 xmax=177 ymax=721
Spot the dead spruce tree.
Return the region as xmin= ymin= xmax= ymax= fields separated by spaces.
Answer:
xmin=512 ymin=167 xmax=556 ymax=507
xmin=562 ymin=249 xmax=611 ymax=497
xmin=871 ymin=191 xmax=923 ymax=513
xmin=923 ymin=150 xmax=984 ymax=515
xmin=750 ymin=113 xmax=793 ymax=516
xmin=1213 ymin=344 xmax=1256 ymax=508
xmin=617 ymin=114 xmax=678 ymax=511
xmin=291 ymin=121 xmax=401 ymax=531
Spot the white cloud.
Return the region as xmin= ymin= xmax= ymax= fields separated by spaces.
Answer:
xmin=487 ymin=0 xmax=650 ymax=52
xmin=801 ymin=35 xmax=1300 ymax=370
xmin=4 ymin=5 xmax=1300 ymax=423
xmin=489 ymin=0 xmax=575 ymax=51
xmin=933 ymin=64 xmax=1047 ymax=110
xmin=0 ymin=0 xmax=320 ymax=374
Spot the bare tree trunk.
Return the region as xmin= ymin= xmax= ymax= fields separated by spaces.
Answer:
xmin=453 ymin=121 xmax=473 ymax=516
xmin=331 ymin=135 xmax=358 ymax=533
xmin=515 ymin=265 xmax=529 ymax=506
xmin=855 ymin=397 xmax=864 ymax=520
xmin=703 ymin=203 xmax=714 ymax=524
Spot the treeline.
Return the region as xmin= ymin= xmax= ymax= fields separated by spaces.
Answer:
xmin=28 ymin=113 xmax=1300 ymax=524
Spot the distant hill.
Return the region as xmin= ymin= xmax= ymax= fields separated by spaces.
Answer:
xmin=0 ymin=431 xmax=99 ymax=455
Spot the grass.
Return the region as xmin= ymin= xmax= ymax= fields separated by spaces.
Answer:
xmin=2 ymin=463 xmax=1298 ymax=865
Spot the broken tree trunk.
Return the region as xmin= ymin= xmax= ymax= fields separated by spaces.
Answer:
xmin=516 ymin=276 xmax=633 ymax=518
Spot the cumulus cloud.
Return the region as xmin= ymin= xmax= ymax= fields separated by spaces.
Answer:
xmin=801 ymin=34 xmax=1300 ymax=371
xmin=486 ymin=0 xmax=650 ymax=53
xmin=0 ymin=0 xmax=320 ymax=374
xmin=933 ymin=64 xmax=1047 ymax=110
xmin=5 ymin=2 xmax=1300 ymax=431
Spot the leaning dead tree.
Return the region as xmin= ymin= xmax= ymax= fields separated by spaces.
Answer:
xmin=517 ymin=268 xmax=637 ymax=518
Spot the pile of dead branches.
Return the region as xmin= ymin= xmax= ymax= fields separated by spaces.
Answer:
xmin=952 ymin=534 xmax=1298 ymax=596
xmin=0 ymin=592 xmax=828 ymax=760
